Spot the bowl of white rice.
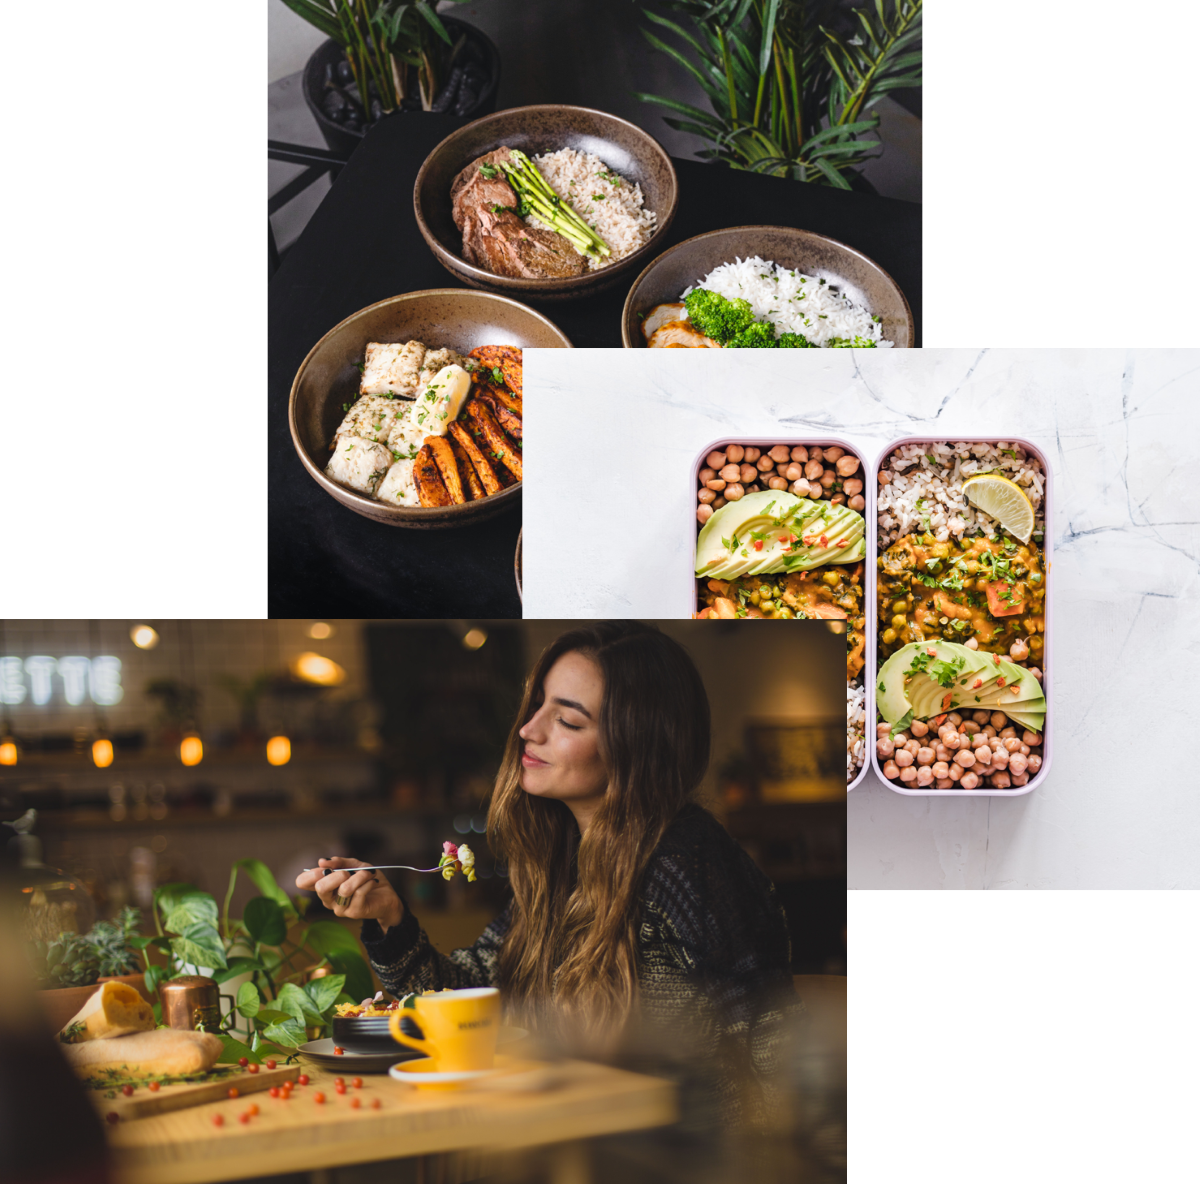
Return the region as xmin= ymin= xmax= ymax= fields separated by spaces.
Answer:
xmin=621 ymin=226 xmax=913 ymax=347
xmin=415 ymin=105 xmax=678 ymax=301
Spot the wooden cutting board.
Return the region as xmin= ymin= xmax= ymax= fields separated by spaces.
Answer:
xmin=88 ymin=1063 xmax=300 ymax=1122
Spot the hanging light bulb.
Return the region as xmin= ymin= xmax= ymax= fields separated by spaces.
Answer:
xmin=462 ymin=628 xmax=488 ymax=650
xmin=290 ymin=652 xmax=345 ymax=686
xmin=130 ymin=624 xmax=159 ymax=649
xmin=179 ymin=733 xmax=203 ymax=767
xmin=91 ymin=738 xmax=114 ymax=768
xmin=0 ymin=737 xmax=16 ymax=766
xmin=266 ymin=735 xmax=291 ymax=766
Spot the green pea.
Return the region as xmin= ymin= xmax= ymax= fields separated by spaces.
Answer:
xmin=891 ymin=613 xmax=907 ymax=629
xmin=882 ymin=627 xmax=897 ymax=644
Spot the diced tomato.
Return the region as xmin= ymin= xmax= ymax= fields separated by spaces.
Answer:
xmin=986 ymin=580 xmax=1025 ymax=616
xmin=753 ymin=540 xmax=764 ymax=551
xmin=997 ymin=676 xmax=1006 ymax=687
xmin=941 ymin=693 xmax=953 ymax=710
xmin=972 ymin=678 xmax=982 ymax=688
xmin=820 ymin=535 xmax=829 ymax=547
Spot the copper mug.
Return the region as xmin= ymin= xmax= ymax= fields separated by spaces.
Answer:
xmin=160 ymin=975 xmax=234 ymax=1033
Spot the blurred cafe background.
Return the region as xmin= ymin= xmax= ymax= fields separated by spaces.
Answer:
xmin=1 ymin=618 xmax=845 ymax=975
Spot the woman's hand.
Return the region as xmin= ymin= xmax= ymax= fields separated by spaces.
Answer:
xmin=294 ymin=858 xmax=404 ymax=932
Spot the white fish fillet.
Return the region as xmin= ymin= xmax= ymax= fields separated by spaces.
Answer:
xmin=360 ymin=341 xmax=426 ymax=397
xmin=334 ymin=395 xmax=408 ymax=444
xmin=325 ymin=435 xmax=391 ymax=495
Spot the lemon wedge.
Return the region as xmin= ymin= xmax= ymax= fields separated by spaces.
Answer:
xmin=961 ymin=474 xmax=1035 ymax=542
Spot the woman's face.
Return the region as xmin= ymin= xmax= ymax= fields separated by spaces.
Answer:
xmin=519 ymin=651 xmax=608 ymax=814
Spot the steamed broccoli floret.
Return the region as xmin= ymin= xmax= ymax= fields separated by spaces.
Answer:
xmin=826 ymin=335 xmax=878 ymax=348
xmin=776 ymin=332 xmax=815 ymax=348
xmin=725 ymin=321 xmax=780 ymax=349
xmin=683 ymin=289 xmax=756 ymax=343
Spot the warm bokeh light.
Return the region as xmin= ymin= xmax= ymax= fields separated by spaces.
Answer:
xmin=290 ymin=652 xmax=345 ymax=686
xmin=91 ymin=738 xmax=114 ymax=768
xmin=0 ymin=740 xmax=16 ymax=766
xmin=266 ymin=735 xmax=292 ymax=766
xmin=308 ymin=622 xmax=334 ymax=639
xmin=179 ymin=734 xmax=204 ymax=766
xmin=130 ymin=624 xmax=159 ymax=649
xmin=462 ymin=628 xmax=488 ymax=650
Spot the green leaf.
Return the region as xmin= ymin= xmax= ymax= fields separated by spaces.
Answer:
xmin=215 ymin=1033 xmax=265 ymax=1065
xmin=170 ymin=923 xmax=228 ymax=970
xmin=759 ymin=0 xmax=781 ymax=76
xmin=144 ymin=964 xmax=167 ymax=998
xmin=233 ymin=859 xmax=297 ymax=923
xmin=262 ymin=1018 xmax=308 ymax=1049
xmin=128 ymin=934 xmax=171 ymax=952
xmin=163 ymin=890 xmax=219 ymax=934
xmin=253 ymin=1009 xmax=294 ymax=1026
xmin=275 ymin=0 xmax=343 ymax=43
xmin=303 ymin=974 xmax=346 ymax=1017
xmin=243 ymin=896 xmax=287 ymax=947
xmin=413 ymin=1 xmax=450 ymax=44
xmin=211 ymin=956 xmax=264 ymax=985
xmin=303 ymin=922 xmax=375 ymax=1003
xmin=235 ymin=981 xmax=261 ymax=1019
xmin=276 ymin=983 xmax=323 ymax=1026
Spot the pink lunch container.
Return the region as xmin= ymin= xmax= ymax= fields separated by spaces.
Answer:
xmin=869 ymin=436 xmax=1053 ymax=797
xmin=687 ymin=435 xmax=874 ymax=793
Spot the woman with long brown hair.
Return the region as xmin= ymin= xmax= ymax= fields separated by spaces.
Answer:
xmin=296 ymin=622 xmax=797 ymax=1116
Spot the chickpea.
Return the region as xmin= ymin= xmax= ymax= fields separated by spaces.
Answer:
xmin=698 ymin=488 xmax=716 ymax=505
xmin=743 ymin=446 xmax=761 ymax=463
xmin=768 ymin=476 xmax=789 ymax=490
xmin=725 ymin=483 xmax=745 ymax=501
xmin=881 ymin=627 xmax=897 ymax=644
xmin=905 ymin=739 xmax=920 ymax=756
xmin=804 ymin=459 xmax=823 ymax=480
xmin=785 ymin=463 xmax=803 ymax=482
xmin=706 ymin=478 xmax=726 ymax=492
xmin=1026 ymin=754 xmax=1042 ymax=774
xmin=990 ymin=712 xmax=1008 ymax=731
xmin=706 ymin=450 xmax=727 ymax=469
xmin=916 ymin=766 xmax=934 ymax=786
xmin=892 ymin=733 xmax=909 ymax=745
xmin=971 ymin=733 xmax=989 ymax=749
xmin=947 ymin=763 xmax=963 ymax=781
xmin=835 ymin=454 xmax=860 ymax=477
xmin=809 ymin=447 xmax=824 ymax=462
xmin=882 ymin=759 xmax=900 ymax=780
xmin=909 ymin=719 xmax=929 ymax=738
xmin=891 ymin=614 xmax=906 ymax=630
xmin=894 ymin=749 xmax=914 ymax=768
xmin=964 ymin=637 xmax=979 ymax=650
xmin=768 ymin=444 xmax=790 ymax=463
xmin=1029 ymin=667 xmax=1043 ymax=682
xmin=931 ymin=760 xmax=950 ymax=779
xmin=989 ymin=770 xmax=1012 ymax=788
xmin=899 ymin=765 xmax=917 ymax=783
xmin=725 ymin=444 xmax=744 ymax=463
xmin=947 ymin=713 xmax=963 ymax=727
xmin=822 ymin=570 xmax=840 ymax=588
xmin=892 ymin=598 xmax=908 ymax=613
xmin=790 ymin=479 xmax=808 ymax=497
xmin=1018 ymin=743 xmax=1030 ymax=755
xmin=1000 ymin=726 xmax=1017 ymax=739
xmin=790 ymin=446 xmax=807 ymax=462
xmin=961 ymin=720 xmax=980 ymax=735
xmin=697 ymin=505 xmax=713 ymax=524
xmin=822 ymin=446 xmax=844 ymax=462
xmin=935 ymin=778 xmax=955 ymax=789
xmin=935 ymin=745 xmax=952 ymax=763
xmin=959 ymin=772 xmax=980 ymax=790
xmin=752 ymin=455 xmax=770 ymax=474
xmin=877 ymin=737 xmax=895 ymax=758
xmin=974 ymin=746 xmax=992 ymax=767
xmin=1010 ymin=771 xmax=1029 ymax=786
xmin=971 ymin=710 xmax=990 ymax=725
xmin=843 ymin=478 xmax=864 ymax=496
xmin=712 ymin=496 xmax=727 ymax=510
xmin=953 ymin=750 xmax=976 ymax=768
xmin=698 ymin=467 xmax=715 ymax=484
xmin=1008 ymin=753 xmax=1028 ymax=776
xmin=806 ymin=481 xmax=824 ymax=499
xmin=943 ymin=732 xmax=962 ymax=751
xmin=848 ymin=494 xmax=866 ymax=511
xmin=983 ymin=725 xmax=997 ymax=739
xmin=831 ymin=493 xmax=846 ymax=505
xmin=720 ymin=464 xmax=741 ymax=482
xmin=1022 ymin=730 xmax=1042 ymax=747
xmin=878 ymin=470 xmax=892 ymax=484
xmin=877 ymin=723 xmax=892 ymax=738
xmin=1008 ymin=639 xmax=1029 ymax=662
xmin=916 ymin=747 xmax=935 ymax=766
xmin=818 ymin=469 xmax=836 ymax=489
xmin=1003 ymin=737 xmax=1020 ymax=753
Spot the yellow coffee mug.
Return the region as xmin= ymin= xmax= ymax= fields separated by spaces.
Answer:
xmin=388 ymin=987 xmax=500 ymax=1072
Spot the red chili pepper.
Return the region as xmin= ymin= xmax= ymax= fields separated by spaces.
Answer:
xmin=942 ymin=693 xmax=953 ymax=710
xmin=972 ymin=678 xmax=983 ymax=689
xmin=997 ymin=676 xmax=1006 ymax=687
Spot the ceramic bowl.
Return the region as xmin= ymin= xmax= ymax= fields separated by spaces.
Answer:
xmin=414 ymin=105 xmax=678 ymax=301
xmin=620 ymin=225 xmax=914 ymax=348
xmin=289 ymin=289 xmax=570 ymax=529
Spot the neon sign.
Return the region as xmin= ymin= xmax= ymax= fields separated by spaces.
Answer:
xmin=0 ymin=657 xmax=123 ymax=706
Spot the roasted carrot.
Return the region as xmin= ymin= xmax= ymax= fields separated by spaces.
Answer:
xmin=427 ymin=437 xmax=466 ymax=505
xmin=465 ymin=399 xmax=522 ymax=482
xmin=448 ymin=421 xmax=502 ymax=496
xmin=413 ymin=445 xmax=453 ymax=507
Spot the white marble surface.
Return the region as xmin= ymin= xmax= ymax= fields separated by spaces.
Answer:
xmin=524 ymin=348 xmax=1200 ymax=888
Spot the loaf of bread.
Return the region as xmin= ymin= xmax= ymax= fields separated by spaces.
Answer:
xmin=59 ymin=981 xmax=155 ymax=1043
xmin=61 ymin=1027 xmax=223 ymax=1079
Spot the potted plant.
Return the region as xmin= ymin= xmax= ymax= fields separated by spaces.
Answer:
xmin=633 ymin=0 xmax=921 ymax=190
xmin=278 ymin=0 xmax=502 ymax=157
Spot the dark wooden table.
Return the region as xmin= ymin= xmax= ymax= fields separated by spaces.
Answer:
xmin=269 ymin=113 xmax=921 ymax=617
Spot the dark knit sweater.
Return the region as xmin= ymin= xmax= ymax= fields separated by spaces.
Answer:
xmin=361 ymin=804 xmax=799 ymax=1121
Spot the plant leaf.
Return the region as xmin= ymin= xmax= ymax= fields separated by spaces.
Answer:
xmin=128 ymin=934 xmax=171 ymax=952
xmin=759 ymin=0 xmax=782 ymax=76
xmin=163 ymin=890 xmax=219 ymax=934
xmin=414 ymin=1 xmax=451 ymax=44
xmin=233 ymin=859 xmax=297 ymax=923
xmin=262 ymin=1018 xmax=308 ymax=1049
xmin=276 ymin=982 xmax=323 ymax=1026
xmin=144 ymin=964 xmax=167 ymax=998
xmin=304 ymin=922 xmax=375 ymax=1002
xmin=170 ymin=923 xmax=228 ymax=970
xmin=303 ymin=974 xmax=347 ymax=1016
xmin=215 ymin=1033 xmax=265 ymax=1065
xmin=211 ymin=956 xmax=264 ymax=985
xmin=253 ymin=1008 xmax=294 ymax=1026
xmin=235 ymin=981 xmax=261 ymax=1019
xmin=243 ymin=896 xmax=287 ymax=947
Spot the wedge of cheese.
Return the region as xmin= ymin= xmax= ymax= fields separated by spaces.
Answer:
xmin=62 ymin=1027 xmax=223 ymax=1079
xmin=59 ymin=980 xmax=155 ymax=1044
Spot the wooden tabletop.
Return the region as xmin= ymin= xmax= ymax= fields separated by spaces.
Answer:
xmin=106 ymin=1058 xmax=677 ymax=1184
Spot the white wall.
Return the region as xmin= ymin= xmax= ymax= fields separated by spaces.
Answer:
xmin=268 ymin=0 xmax=327 ymax=83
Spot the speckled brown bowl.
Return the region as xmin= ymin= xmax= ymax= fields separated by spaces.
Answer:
xmin=620 ymin=226 xmax=914 ymax=348
xmin=414 ymin=105 xmax=678 ymax=302
xmin=289 ymin=289 xmax=571 ymax=529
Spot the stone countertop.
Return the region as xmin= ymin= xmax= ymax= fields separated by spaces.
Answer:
xmin=524 ymin=347 xmax=1197 ymax=888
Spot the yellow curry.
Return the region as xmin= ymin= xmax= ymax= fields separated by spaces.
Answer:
xmin=877 ymin=534 xmax=1045 ymax=661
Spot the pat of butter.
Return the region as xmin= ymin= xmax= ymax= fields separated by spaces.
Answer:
xmin=409 ymin=365 xmax=470 ymax=438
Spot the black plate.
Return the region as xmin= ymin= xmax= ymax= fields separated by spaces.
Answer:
xmin=297 ymin=1037 xmax=422 ymax=1074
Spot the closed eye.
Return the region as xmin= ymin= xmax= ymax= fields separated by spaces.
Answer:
xmin=556 ymin=716 xmax=582 ymax=731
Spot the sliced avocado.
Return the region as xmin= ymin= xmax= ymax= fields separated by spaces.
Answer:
xmin=973 ymin=661 xmax=1045 ymax=709
xmin=1001 ymin=705 xmax=1046 ymax=732
xmin=907 ymin=643 xmax=993 ymax=719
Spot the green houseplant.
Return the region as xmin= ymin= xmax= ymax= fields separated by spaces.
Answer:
xmin=634 ymin=0 xmax=921 ymax=188
xmin=134 ymin=859 xmax=374 ymax=1063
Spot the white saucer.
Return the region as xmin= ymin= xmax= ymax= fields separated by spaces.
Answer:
xmin=389 ymin=1052 xmax=534 ymax=1089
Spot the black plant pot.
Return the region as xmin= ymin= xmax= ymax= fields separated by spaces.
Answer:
xmin=303 ymin=19 xmax=501 ymax=159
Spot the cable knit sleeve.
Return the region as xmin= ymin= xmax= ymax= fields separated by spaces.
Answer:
xmin=360 ymin=899 xmax=512 ymax=996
